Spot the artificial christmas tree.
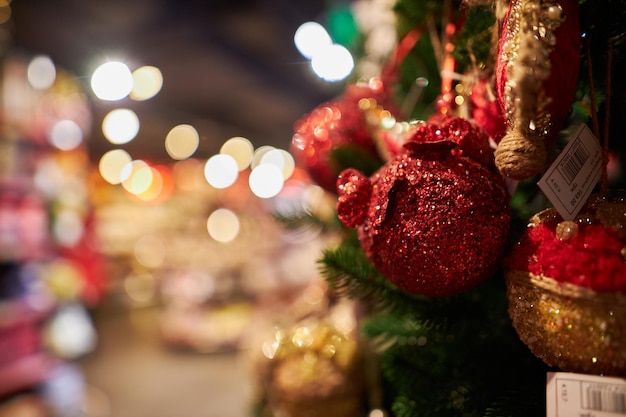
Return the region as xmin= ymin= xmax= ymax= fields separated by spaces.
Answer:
xmin=256 ymin=0 xmax=626 ymax=416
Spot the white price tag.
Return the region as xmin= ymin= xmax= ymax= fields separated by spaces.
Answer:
xmin=538 ymin=124 xmax=602 ymax=220
xmin=547 ymin=372 xmax=626 ymax=417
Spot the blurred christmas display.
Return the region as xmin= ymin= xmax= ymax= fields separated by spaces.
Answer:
xmin=254 ymin=0 xmax=626 ymax=416
xmin=0 ymin=52 xmax=102 ymax=416
xmin=1 ymin=0 xmax=626 ymax=416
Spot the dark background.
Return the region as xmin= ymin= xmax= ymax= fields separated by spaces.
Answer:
xmin=9 ymin=0 xmax=342 ymax=162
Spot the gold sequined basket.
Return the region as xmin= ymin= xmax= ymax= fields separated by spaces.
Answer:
xmin=506 ymin=270 xmax=626 ymax=377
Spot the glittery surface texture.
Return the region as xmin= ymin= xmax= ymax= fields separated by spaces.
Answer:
xmin=411 ymin=116 xmax=496 ymax=168
xmin=337 ymin=168 xmax=372 ymax=228
xmin=291 ymin=78 xmax=396 ymax=192
xmin=506 ymin=271 xmax=626 ymax=377
xmin=338 ymin=139 xmax=511 ymax=297
xmin=260 ymin=319 xmax=365 ymax=417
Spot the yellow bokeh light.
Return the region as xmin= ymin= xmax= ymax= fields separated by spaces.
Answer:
xmin=261 ymin=149 xmax=295 ymax=179
xmin=99 ymin=149 xmax=132 ymax=185
xmin=204 ymin=154 xmax=239 ymax=189
xmin=121 ymin=160 xmax=153 ymax=195
xmin=207 ymin=208 xmax=240 ymax=243
xmin=220 ymin=136 xmax=254 ymax=171
xmin=0 ymin=5 xmax=11 ymax=25
xmin=250 ymin=145 xmax=276 ymax=170
xmin=134 ymin=167 xmax=164 ymax=202
xmin=165 ymin=124 xmax=199 ymax=160
xmin=102 ymin=108 xmax=140 ymax=145
xmin=130 ymin=65 xmax=163 ymax=101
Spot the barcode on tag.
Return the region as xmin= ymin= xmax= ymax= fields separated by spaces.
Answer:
xmin=538 ymin=124 xmax=602 ymax=220
xmin=547 ymin=372 xmax=626 ymax=417
xmin=583 ymin=382 xmax=626 ymax=413
xmin=558 ymin=138 xmax=590 ymax=185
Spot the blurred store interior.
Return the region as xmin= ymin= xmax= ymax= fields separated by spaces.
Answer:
xmin=0 ymin=1 xmax=371 ymax=416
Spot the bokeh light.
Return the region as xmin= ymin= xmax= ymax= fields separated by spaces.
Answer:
xmin=204 ymin=154 xmax=239 ymax=189
xmin=130 ymin=65 xmax=163 ymax=101
xmin=249 ymin=163 xmax=284 ymax=198
xmin=220 ymin=136 xmax=254 ymax=171
xmin=102 ymin=108 xmax=140 ymax=145
xmin=294 ymin=22 xmax=333 ymax=59
xmin=207 ymin=208 xmax=240 ymax=243
xmin=52 ymin=209 xmax=84 ymax=247
xmin=261 ymin=149 xmax=295 ymax=179
xmin=311 ymin=44 xmax=354 ymax=81
xmin=132 ymin=165 xmax=173 ymax=202
xmin=49 ymin=119 xmax=83 ymax=151
xmin=27 ymin=55 xmax=56 ymax=90
xmin=90 ymin=61 xmax=134 ymax=101
xmin=121 ymin=160 xmax=153 ymax=195
xmin=46 ymin=303 xmax=97 ymax=359
xmin=250 ymin=145 xmax=276 ymax=170
xmin=98 ymin=149 xmax=132 ymax=185
xmin=165 ymin=124 xmax=199 ymax=160
xmin=0 ymin=3 xmax=11 ymax=25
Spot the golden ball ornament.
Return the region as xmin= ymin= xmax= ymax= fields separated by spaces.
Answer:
xmin=505 ymin=195 xmax=626 ymax=376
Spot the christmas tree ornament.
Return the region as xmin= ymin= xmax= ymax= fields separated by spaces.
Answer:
xmin=291 ymin=77 xmax=397 ymax=192
xmin=494 ymin=0 xmax=581 ymax=180
xmin=505 ymin=194 xmax=626 ymax=376
xmin=337 ymin=125 xmax=511 ymax=297
xmin=252 ymin=311 xmax=367 ymax=417
xmin=469 ymin=78 xmax=507 ymax=143
xmin=361 ymin=100 xmax=418 ymax=161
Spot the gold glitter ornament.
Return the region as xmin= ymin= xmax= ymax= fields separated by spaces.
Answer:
xmin=506 ymin=271 xmax=626 ymax=376
xmin=555 ymin=220 xmax=578 ymax=240
xmin=254 ymin=316 xmax=368 ymax=417
xmin=505 ymin=195 xmax=626 ymax=377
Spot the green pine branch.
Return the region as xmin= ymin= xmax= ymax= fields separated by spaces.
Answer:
xmin=319 ymin=234 xmax=446 ymax=319
xmin=273 ymin=210 xmax=342 ymax=233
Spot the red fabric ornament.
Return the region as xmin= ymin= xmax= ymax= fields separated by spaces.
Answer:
xmin=496 ymin=0 xmax=581 ymax=144
xmin=291 ymin=78 xmax=397 ymax=192
xmin=494 ymin=0 xmax=582 ymax=180
xmin=337 ymin=131 xmax=511 ymax=297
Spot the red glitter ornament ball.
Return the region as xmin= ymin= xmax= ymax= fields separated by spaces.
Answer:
xmin=337 ymin=138 xmax=511 ymax=297
xmin=291 ymin=78 xmax=397 ymax=192
xmin=412 ymin=116 xmax=495 ymax=168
